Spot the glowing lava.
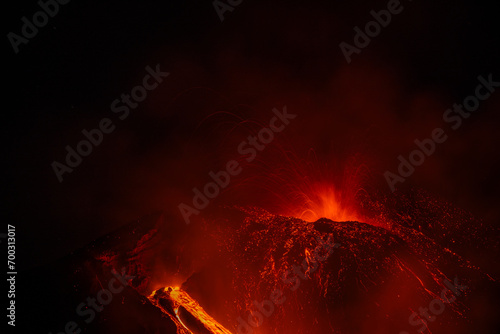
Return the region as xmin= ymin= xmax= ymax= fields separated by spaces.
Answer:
xmin=149 ymin=286 xmax=233 ymax=334
xmin=284 ymin=183 xmax=360 ymax=222
xmin=250 ymin=152 xmax=366 ymax=223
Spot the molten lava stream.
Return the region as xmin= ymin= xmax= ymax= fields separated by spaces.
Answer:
xmin=149 ymin=287 xmax=233 ymax=334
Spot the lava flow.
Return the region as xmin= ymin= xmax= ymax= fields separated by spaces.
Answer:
xmin=149 ymin=286 xmax=233 ymax=334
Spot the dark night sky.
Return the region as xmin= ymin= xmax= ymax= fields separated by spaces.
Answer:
xmin=4 ymin=0 xmax=500 ymax=272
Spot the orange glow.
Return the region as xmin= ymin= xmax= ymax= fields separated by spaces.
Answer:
xmin=249 ymin=151 xmax=366 ymax=223
xmin=282 ymin=182 xmax=360 ymax=222
xmin=149 ymin=286 xmax=233 ymax=334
